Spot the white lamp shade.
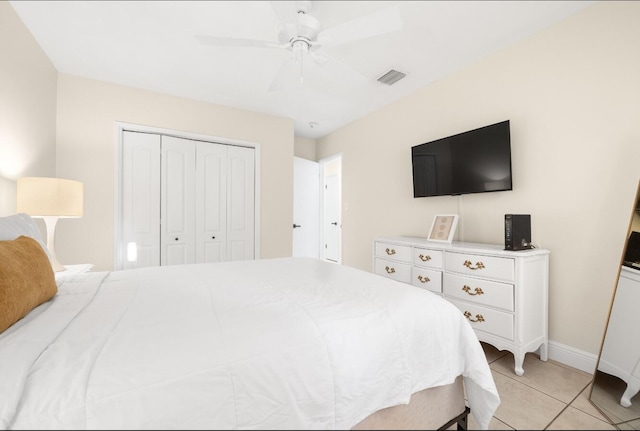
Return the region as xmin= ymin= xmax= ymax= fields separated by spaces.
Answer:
xmin=17 ymin=177 xmax=83 ymax=217
xmin=16 ymin=177 xmax=84 ymax=272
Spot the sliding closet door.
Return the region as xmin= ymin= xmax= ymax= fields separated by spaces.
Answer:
xmin=227 ymin=145 xmax=255 ymax=260
xmin=195 ymin=142 xmax=227 ymax=263
xmin=119 ymin=129 xmax=255 ymax=269
xmin=121 ymin=131 xmax=161 ymax=269
xmin=161 ymin=136 xmax=196 ymax=266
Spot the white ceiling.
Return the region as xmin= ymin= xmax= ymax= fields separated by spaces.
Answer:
xmin=10 ymin=0 xmax=595 ymax=139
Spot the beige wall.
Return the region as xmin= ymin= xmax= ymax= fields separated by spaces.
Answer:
xmin=294 ymin=136 xmax=317 ymax=161
xmin=316 ymin=1 xmax=640 ymax=356
xmin=0 ymin=1 xmax=56 ymax=216
xmin=55 ymin=74 xmax=295 ymax=271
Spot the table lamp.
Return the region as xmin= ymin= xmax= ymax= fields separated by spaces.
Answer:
xmin=16 ymin=177 xmax=84 ymax=272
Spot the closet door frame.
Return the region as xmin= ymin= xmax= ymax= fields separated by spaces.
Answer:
xmin=113 ymin=122 xmax=261 ymax=270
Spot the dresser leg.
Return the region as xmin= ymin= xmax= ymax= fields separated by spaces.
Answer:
xmin=538 ymin=342 xmax=548 ymax=361
xmin=514 ymin=351 xmax=525 ymax=376
xmin=621 ymin=382 xmax=640 ymax=407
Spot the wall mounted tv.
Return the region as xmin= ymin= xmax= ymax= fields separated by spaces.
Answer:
xmin=411 ymin=120 xmax=512 ymax=198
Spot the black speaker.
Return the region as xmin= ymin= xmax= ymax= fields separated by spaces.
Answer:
xmin=505 ymin=214 xmax=532 ymax=251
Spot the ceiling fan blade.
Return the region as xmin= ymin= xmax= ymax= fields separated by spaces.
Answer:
xmin=308 ymin=49 xmax=329 ymax=67
xmin=269 ymin=50 xmax=367 ymax=97
xmin=196 ymin=35 xmax=283 ymax=49
xmin=312 ymin=51 xmax=368 ymax=86
xmin=268 ymin=56 xmax=299 ymax=92
xmin=316 ymin=6 xmax=403 ymax=47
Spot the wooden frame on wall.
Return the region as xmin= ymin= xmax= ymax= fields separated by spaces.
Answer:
xmin=428 ymin=214 xmax=459 ymax=243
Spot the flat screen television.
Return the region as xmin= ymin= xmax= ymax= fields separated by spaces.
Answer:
xmin=411 ymin=120 xmax=512 ymax=197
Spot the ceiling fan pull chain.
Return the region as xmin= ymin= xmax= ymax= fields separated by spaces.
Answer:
xmin=300 ymin=49 xmax=304 ymax=84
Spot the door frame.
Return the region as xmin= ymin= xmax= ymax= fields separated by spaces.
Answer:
xmin=113 ymin=122 xmax=261 ymax=269
xmin=319 ymin=153 xmax=342 ymax=263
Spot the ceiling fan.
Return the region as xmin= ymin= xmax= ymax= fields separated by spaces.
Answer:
xmin=196 ymin=1 xmax=403 ymax=92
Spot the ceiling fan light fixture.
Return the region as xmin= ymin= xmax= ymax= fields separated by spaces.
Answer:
xmin=377 ymin=69 xmax=406 ymax=86
xmin=291 ymin=38 xmax=310 ymax=54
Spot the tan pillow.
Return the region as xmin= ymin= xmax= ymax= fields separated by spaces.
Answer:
xmin=0 ymin=235 xmax=57 ymax=333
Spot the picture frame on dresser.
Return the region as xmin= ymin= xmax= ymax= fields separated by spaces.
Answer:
xmin=428 ymin=214 xmax=459 ymax=243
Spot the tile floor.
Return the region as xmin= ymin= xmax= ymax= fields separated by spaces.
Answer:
xmin=466 ymin=342 xmax=619 ymax=430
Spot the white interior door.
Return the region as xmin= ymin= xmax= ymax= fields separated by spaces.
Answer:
xmin=226 ymin=145 xmax=255 ymax=261
xmin=293 ymin=157 xmax=320 ymax=258
xmin=121 ymin=131 xmax=161 ymax=269
xmin=195 ymin=141 xmax=227 ymax=263
xmin=161 ymin=136 xmax=196 ymax=265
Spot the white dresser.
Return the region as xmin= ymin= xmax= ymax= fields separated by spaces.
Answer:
xmin=598 ymin=265 xmax=640 ymax=407
xmin=374 ymin=236 xmax=550 ymax=376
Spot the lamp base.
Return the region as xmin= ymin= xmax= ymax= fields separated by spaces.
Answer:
xmin=43 ymin=216 xmax=66 ymax=272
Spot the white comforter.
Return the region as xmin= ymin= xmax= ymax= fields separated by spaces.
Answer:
xmin=0 ymin=257 xmax=499 ymax=430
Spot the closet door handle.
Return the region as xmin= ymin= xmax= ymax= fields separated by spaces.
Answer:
xmin=175 ymin=237 xmax=179 ymax=241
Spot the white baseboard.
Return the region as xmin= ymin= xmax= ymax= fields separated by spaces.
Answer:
xmin=546 ymin=340 xmax=598 ymax=375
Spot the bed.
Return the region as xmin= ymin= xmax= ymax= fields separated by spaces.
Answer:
xmin=0 ymin=214 xmax=500 ymax=430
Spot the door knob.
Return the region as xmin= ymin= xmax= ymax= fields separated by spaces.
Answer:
xmin=331 ymin=222 xmax=338 ymax=225
xmin=293 ymin=224 xmax=301 ymax=228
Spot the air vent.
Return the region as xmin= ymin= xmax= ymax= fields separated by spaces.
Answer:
xmin=377 ymin=69 xmax=406 ymax=86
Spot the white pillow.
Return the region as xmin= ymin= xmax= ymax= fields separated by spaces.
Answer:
xmin=0 ymin=213 xmax=52 ymax=260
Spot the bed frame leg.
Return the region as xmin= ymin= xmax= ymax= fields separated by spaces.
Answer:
xmin=437 ymin=406 xmax=470 ymax=430
xmin=456 ymin=406 xmax=470 ymax=430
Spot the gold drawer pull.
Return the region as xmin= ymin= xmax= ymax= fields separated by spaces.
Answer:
xmin=417 ymin=275 xmax=430 ymax=283
xmin=385 ymin=266 xmax=395 ymax=274
xmin=385 ymin=248 xmax=396 ymax=256
xmin=463 ymin=260 xmax=485 ymax=270
xmin=462 ymin=285 xmax=484 ymax=296
xmin=419 ymin=254 xmax=431 ymax=262
xmin=463 ymin=311 xmax=485 ymax=323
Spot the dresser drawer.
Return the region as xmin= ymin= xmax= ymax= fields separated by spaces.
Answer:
xmin=444 ymin=252 xmax=514 ymax=283
xmin=374 ymin=258 xmax=412 ymax=283
xmin=375 ymin=242 xmax=412 ymax=263
xmin=443 ymin=273 xmax=514 ymax=311
xmin=448 ymin=298 xmax=514 ymax=340
xmin=412 ymin=267 xmax=442 ymax=294
xmin=413 ymin=247 xmax=443 ymax=269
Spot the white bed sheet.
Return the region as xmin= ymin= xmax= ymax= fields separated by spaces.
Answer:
xmin=0 ymin=257 xmax=499 ymax=430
